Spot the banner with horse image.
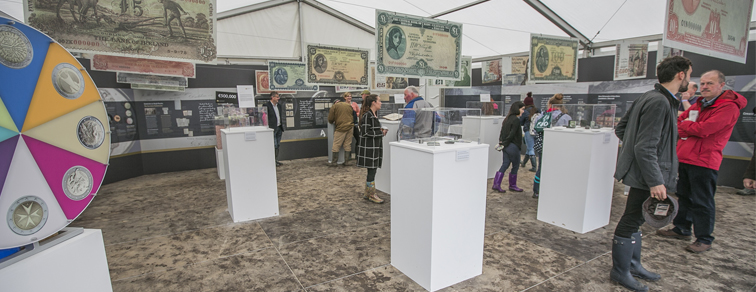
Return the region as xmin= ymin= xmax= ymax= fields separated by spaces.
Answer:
xmin=22 ymin=0 xmax=217 ymax=62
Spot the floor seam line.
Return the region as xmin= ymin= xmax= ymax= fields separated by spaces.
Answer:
xmin=519 ymin=251 xmax=611 ymax=292
xmin=304 ymin=263 xmax=391 ymax=290
xmin=260 ymin=222 xmax=307 ymax=291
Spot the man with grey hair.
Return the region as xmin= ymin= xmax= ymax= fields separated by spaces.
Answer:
xmin=657 ymin=70 xmax=746 ymax=253
xmin=400 ymin=86 xmax=433 ymax=139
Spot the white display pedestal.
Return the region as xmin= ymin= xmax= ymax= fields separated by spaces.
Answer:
xmin=327 ymin=123 xmax=357 ymax=164
xmin=375 ymin=120 xmax=400 ymax=194
xmin=0 ymin=229 xmax=113 ymax=292
xmin=390 ymin=141 xmax=488 ymax=291
xmin=537 ymin=127 xmax=619 ymax=234
xmin=216 ymin=147 xmax=225 ymax=180
xmin=462 ymin=116 xmax=505 ymax=178
xmin=221 ymin=127 xmax=279 ymax=222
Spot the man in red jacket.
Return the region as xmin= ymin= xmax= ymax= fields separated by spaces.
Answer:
xmin=657 ymin=70 xmax=747 ymax=253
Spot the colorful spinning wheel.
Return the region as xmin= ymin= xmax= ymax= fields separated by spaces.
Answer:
xmin=0 ymin=17 xmax=109 ymax=249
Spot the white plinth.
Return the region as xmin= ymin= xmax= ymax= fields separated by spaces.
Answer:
xmin=0 ymin=229 xmax=113 ymax=292
xmin=537 ymin=127 xmax=619 ymax=234
xmin=221 ymin=127 xmax=279 ymax=222
xmin=390 ymin=141 xmax=488 ymax=291
xmin=216 ymin=147 xmax=225 ymax=180
xmin=375 ymin=120 xmax=400 ymax=194
xmin=463 ymin=116 xmax=505 ymax=178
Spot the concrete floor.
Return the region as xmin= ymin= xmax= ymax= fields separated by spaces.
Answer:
xmin=75 ymin=157 xmax=756 ymax=292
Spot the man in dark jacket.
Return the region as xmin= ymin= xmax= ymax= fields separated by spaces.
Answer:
xmin=611 ymin=56 xmax=692 ymax=292
xmin=657 ymin=70 xmax=747 ymax=253
xmin=264 ymin=92 xmax=284 ymax=166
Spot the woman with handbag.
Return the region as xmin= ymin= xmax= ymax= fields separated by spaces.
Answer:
xmin=492 ymin=101 xmax=526 ymax=193
xmin=357 ymin=94 xmax=388 ymax=203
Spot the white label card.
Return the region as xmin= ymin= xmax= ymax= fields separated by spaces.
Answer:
xmin=245 ymin=132 xmax=257 ymax=141
xmin=456 ymin=149 xmax=470 ymax=161
xmin=603 ymin=133 xmax=612 ymax=144
xmin=237 ymin=85 xmax=256 ymax=108
xmin=480 ymin=93 xmax=491 ymax=102
xmin=394 ymin=94 xmax=405 ymax=104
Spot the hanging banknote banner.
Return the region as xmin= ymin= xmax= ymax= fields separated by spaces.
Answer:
xmin=614 ymin=42 xmax=648 ymax=80
xmin=426 ymin=56 xmax=472 ymax=88
xmin=268 ymin=61 xmax=318 ymax=91
xmin=481 ymin=59 xmax=502 ymax=85
xmin=23 ymin=0 xmax=217 ymax=62
xmin=529 ymin=34 xmax=579 ymax=83
xmin=663 ymin=0 xmax=753 ymax=64
xmin=255 ymin=71 xmax=295 ymax=95
xmin=375 ymin=10 xmax=463 ymax=80
xmin=370 ymin=64 xmax=409 ymax=90
xmin=306 ymin=44 xmax=369 ymax=87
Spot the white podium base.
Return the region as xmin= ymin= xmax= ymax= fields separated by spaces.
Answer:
xmin=375 ymin=120 xmax=400 ymax=194
xmin=537 ymin=128 xmax=619 ymax=234
xmin=216 ymin=147 xmax=225 ymax=180
xmin=390 ymin=141 xmax=488 ymax=291
xmin=222 ymin=127 xmax=279 ymax=222
xmin=0 ymin=229 xmax=113 ymax=292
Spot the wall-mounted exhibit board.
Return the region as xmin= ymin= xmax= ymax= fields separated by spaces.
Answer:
xmin=0 ymin=17 xmax=109 ymax=249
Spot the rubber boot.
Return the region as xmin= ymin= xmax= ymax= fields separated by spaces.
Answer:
xmin=492 ymin=171 xmax=506 ymax=193
xmin=329 ymin=152 xmax=339 ymax=167
xmin=508 ymin=173 xmax=523 ymax=192
xmin=520 ymin=155 xmax=529 ymax=168
xmin=528 ymin=155 xmax=537 ymax=172
xmin=610 ymin=236 xmax=649 ymax=292
xmin=630 ymin=232 xmax=661 ymax=281
xmin=343 ymin=151 xmax=352 ymax=166
xmin=365 ymin=181 xmax=383 ymax=203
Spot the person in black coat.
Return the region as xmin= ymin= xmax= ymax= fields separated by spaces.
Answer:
xmin=492 ymin=101 xmax=525 ymax=193
xmin=264 ymin=91 xmax=285 ymax=166
xmin=357 ymin=94 xmax=387 ymax=204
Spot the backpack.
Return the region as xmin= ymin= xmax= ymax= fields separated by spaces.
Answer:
xmin=533 ymin=112 xmax=565 ymax=154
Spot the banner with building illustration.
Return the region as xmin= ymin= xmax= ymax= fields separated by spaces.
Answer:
xmin=614 ymin=42 xmax=648 ymax=80
xmin=375 ymin=10 xmax=463 ymax=80
xmin=529 ymin=34 xmax=578 ymax=83
xmin=306 ymin=44 xmax=369 ymax=87
xmin=663 ymin=0 xmax=753 ymax=64
xmin=23 ymin=0 xmax=218 ymax=62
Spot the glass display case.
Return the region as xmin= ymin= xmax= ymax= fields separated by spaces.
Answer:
xmin=397 ymin=108 xmax=482 ymax=144
xmin=376 ymin=103 xmax=406 ymax=121
xmin=214 ymin=105 xmax=268 ymax=148
xmin=549 ymin=104 xmax=617 ymax=129
xmin=465 ymin=101 xmax=504 ymax=116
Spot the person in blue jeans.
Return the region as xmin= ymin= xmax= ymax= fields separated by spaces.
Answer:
xmin=492 ymin=101 xmax=525 ymax=193
xmin=520 ymin=93 xmax=539 ymax=172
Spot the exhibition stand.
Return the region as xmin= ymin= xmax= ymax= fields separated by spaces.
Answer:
xmin=0 ymin=228 xmax=113 ymax=292
xmin=462 ymin=116 xmax=505 ymax=178
xmin=216 ymin=147 xmax=225 ymax=180
xmin=537 ymin=127 xmax=619 ymax=234
xmin=374 ymin=120 xmax=400 ymax=194
xmin=390 ymin=141 xmax=488 ymax=291
xmin=221 ymin=127 xmax=279 ymax=222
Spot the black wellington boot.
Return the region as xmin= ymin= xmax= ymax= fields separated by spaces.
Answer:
xmin=610 ymin=235 xmax=649 ymax=292
xmin=630 ymin=232 xmax=661 ymax=281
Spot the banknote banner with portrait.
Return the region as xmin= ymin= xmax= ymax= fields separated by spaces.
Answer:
xmin=663 ymin=0 xmax=753 ymax=64
xmin=255 ymin=70 xmax=295 ymax=95
xmin=22 ymin=0 xmax=218 ymax=63
xmin=268 ymin=61 xmax=318 ymax=91
xmin=375 ymin=10 xmax=463 ymax=80
xmin=614 ymin=43 xmax=648 ymax=80
xmin=426 ymin=56 xmax=472 ymax=88
xmin=529 ymin=34 xmax=578 ymax=83
xmin=306 ymin=44 xmax=369 ymax=87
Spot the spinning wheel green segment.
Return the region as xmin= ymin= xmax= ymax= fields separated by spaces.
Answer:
xmin=0 ymin=96 xmax=18 ymax=132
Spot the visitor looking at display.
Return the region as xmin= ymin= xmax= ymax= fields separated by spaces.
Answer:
xmin=531 ymin=94 xmax=572 ymax=199
xmin=520 ymin=92 xmax=539 ymax=172
xmin=492 ymin=101 xmax=525 ymax=193
xmin=399 ymin=86 xmax=432 ymax=139
xmin=612 ymin=55 xmax=693 ymax=292
xmin=264 ymin=91 xmax=285 ymax=166
xmin=357 ymin=94 xmax=388 ymax=204
xmin=657 ymin=70 xmax=746 ymax=253
xmin=327 ymin=93 xmax=355 ymax=167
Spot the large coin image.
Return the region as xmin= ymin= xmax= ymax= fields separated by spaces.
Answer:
xmin=0 ymin=24 xmax=33 ymax=69
xmin=77 ymin=116 xmax=105 ymax=149
xmin=63 ymin=166 xmax=94 ymax=201
xmin=7 ymin=196 xmax=49 ymax=236
xmin=52 ymin=63 xmax=85 ymax=99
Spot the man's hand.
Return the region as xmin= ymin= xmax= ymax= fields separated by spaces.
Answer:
xmin=745 ymin=178 xmax=756 ymax=189
xmin=649 ymin=184 xmax=667 ymax=200
xmin=681 ymin=92 xmax=691 ymax=102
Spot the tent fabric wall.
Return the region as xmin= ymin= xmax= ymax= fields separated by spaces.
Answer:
xmin=217 ymin=2 xmax=302 ymax=58
xmin=301 ymin=4 xmax=376 ymax=60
